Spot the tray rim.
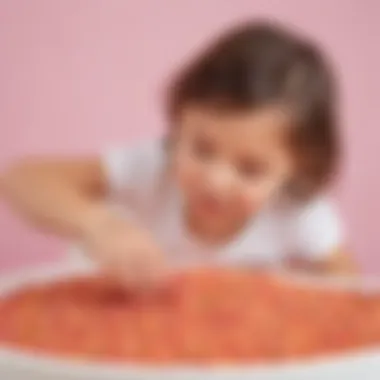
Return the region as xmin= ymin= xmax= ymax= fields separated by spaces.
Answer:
xmin=1 ymin=262 xmax=380 ymax=379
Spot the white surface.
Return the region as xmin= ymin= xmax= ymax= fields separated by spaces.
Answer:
xmin=1 ymin=263 xmax=380 ymax=380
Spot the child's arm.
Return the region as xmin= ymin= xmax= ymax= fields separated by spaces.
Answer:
xmin=1 ymin=157 xmax=165 ymax=286
xmin=1 ymin=157 xmax=109 ymax=237
xmin=286 ymin=198 xmax=355 ymax=275
xmin=312 ymin=248 xmax=356 ymax=274
xmin=287 ymin=248 xmax=356 ymax=275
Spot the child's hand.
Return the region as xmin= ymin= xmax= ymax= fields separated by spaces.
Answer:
xmin=82 ymin=210 xmax=166 ymax=289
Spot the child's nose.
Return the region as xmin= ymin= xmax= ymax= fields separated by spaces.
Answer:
xmin=206 ymin=165 xmax=234 ymax=195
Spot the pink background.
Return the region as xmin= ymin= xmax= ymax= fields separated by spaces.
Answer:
xmin=0 ymin=0 xmax=379 ymax=273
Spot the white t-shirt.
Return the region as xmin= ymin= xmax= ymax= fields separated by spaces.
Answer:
xmin=96 ymin=139 xmax=343 ymax=268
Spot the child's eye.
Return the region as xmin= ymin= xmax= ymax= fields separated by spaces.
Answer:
xmin=237 ymin=159 xmax=267 ymax=179
xmin=192 ymin=138 xmax=216 ymax=160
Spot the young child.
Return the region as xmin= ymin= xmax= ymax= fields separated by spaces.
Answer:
xmin=2 ymin=21 xmax=354 ymax=287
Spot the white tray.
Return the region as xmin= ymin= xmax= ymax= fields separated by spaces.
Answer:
xmin=1 ymin=262 xmax=380 ymax=380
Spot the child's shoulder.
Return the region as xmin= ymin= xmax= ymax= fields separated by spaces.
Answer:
xmin=272 ymin=195 xmax=341 ymax=234
xmin=102 ymin=137 xmax=166 ymax=193
xmin=235 ymin=196 xmax=343 ymax=262
xmin=106 ymin=137 xmax=165 ymax=161
xmin=276 ymin=195 xmax=343 ymax=258
xmin=278 ymin=196 xmax=340 ymax=222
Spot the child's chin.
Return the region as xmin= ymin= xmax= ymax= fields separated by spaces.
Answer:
xmin=196 ymin=204 xmax=226 ymax=220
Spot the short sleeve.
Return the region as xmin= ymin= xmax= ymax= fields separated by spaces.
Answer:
xmin=101 ymin=139 xmax=164 ymax=197
xmin=102 ymin=147 xmax=135 ymax=194
xmin=289 ymin=198 xmax=344 ymax=261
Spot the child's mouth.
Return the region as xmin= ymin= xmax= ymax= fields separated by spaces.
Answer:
xmin=198 ymin=195 xmax=226 ymax=216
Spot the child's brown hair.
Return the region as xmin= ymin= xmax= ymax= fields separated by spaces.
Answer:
xmin=167 ymin=21 xmax=339 ymax=200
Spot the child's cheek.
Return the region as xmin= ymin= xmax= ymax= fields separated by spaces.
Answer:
xmin=240 ymin=184 xmax=277 ymax=214
xmin=240 ymin=192 xmax=262 ymax=215
xmin=173 ymin=154 xmax=201 ymax=195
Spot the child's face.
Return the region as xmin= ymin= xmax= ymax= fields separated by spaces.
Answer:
xmin=172 ymin=105 xmax=295 ymax=222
